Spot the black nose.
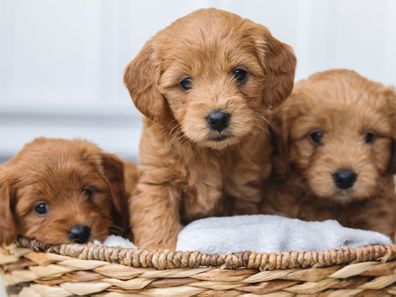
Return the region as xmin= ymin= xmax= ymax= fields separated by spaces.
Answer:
xmin=207 ymin=110 xmax=230 ymax=132
xmin=332 ymin=168 xmax=357 ymax=190
xmin=69 ymin=224 xmax=91 ymax=243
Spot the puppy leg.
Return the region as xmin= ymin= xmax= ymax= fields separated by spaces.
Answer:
xmin=130 ymin=182 xmax=181 ymax=249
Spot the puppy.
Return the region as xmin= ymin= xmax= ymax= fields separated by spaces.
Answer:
xmin=0 ymin=137 xmax=138 ymax=245
xmin=262 ymin=69 xmax=396 ymax=237
xmin=124 ymin=8 xmax=296 ymax=249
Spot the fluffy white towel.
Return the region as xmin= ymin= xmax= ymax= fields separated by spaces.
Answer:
xmin=176 ymin=215 xmax=391 ymax=254
xmin=97 ymin=215 xmax=391 ymax=253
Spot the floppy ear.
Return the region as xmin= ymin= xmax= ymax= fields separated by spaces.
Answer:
xmin=100 ymin=153 xmax=130 ymax=235
xmin=383 ymin=87 xmax=396 ymax=173
xmin=124 ymin=41 xmax=166 ymax=121
xmin=0 ymin=171 xmax=17 ymax=246
xmin=254 ymin=26 xmax=296 ymax=108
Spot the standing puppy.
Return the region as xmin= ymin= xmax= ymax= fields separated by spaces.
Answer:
xmin=263 ymin=69 xmax=396 ymax=238
xmin=124 ymin=8 xmax=296 ymax=249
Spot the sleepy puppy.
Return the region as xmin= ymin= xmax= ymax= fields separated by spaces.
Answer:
xmin=0 ymin=137 xmax=138 ymax=245
xmin=124 ymin=8 xmax=296 ymax=249
xmin=262 ymin=69 xmax=396 ymax=237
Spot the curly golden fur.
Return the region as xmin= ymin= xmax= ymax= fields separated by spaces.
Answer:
xmin=262 ymin=69 xmax=396 ymax=238
xmin=0 ymin=137 xmax=138 ymax=245
xmin=124 ymin=8 xmax=296 ymax=249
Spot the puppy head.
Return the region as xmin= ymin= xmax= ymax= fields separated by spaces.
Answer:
xmin=124 ymin=8 xmax=296 ymax=150
xmin=273 ymin=69 xmax=396 ymax=203
xmin=0 ymin=137 xmax=128 ymax=245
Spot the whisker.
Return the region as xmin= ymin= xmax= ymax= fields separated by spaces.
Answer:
xmin=253 ymin=110 xmax=271 ymax=127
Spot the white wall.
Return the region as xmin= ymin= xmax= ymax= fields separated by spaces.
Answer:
xmin=1 ymin=0 xmax=396 ymax=162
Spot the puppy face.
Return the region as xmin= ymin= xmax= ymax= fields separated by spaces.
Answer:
xmin=274 ymin=69 xmax=396 ymax=203
xmin=124 ymin=8 xmax=296 ymax=150
xmin=0 ymin=138 xmax=127 ymax=245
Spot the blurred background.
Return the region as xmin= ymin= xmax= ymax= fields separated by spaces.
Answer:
xmin=1 ymin=0 xmax=396 ymax=164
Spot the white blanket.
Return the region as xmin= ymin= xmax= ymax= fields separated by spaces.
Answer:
xmin=100 ymin=215 xmax=391 ymax=254
xmin=176 ymin=215 xmax=391 ymax=254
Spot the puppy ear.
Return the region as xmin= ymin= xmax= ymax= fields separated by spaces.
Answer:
xmin=270 ymin=105 xmax=292 ymax=175
xmin=255 ymin=28 xmax=296 ymax=108
xmin=100 ymin=153 xmax=129 ymax=234
xmin=383 ymin=87 xmax=396 ymax=173
xmin=0 ymin=171 xmax=17 ymax=246
xmin=124 ymin=41 xmax=166 ymax=121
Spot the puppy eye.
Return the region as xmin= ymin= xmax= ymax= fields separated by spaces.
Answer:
xmin=34 ymin=202 xmax=48 ymax=216
xmin=82 ymin=187 xmax=94 ymax=199
xmin=363 ymin=131 xmax=376 ymax=144
xmin=180 ymin=77 xmax=192 ymax=91
xmin=309 ymin=130 xmax=323 ymax=144
xmin=233 ymin=68 xmax=248 ymax=84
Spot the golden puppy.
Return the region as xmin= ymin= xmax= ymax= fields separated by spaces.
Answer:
xmin=0 ymin=137 xmax=138 ymax=245
xmin=262 ymin=69 xmax=396 ymax=237
xmin=124 ymin=8 xmax=296 ymax=248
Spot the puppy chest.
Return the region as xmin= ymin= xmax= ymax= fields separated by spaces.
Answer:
xmin=179 ymin=172 xmax=263 ymax=222
xmin=180 ymin=178 xmax=224 ymax=223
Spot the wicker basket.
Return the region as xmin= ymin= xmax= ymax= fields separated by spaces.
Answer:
xmin=1 ymin=238 xmax=396 ymax=296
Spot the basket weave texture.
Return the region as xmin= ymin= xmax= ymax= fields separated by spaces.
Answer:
xmin=1 ymin=238 xmax=396 ymax=296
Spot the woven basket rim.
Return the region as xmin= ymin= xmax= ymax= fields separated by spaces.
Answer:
xmin=15 ymin=237 xmax=396 ymax=270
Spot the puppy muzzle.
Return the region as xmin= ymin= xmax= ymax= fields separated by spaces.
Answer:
xmin=69 ymin=224 xmax=91 ymax=243
xmin=332 ymin=168 xmax=357 ymax=190
xmin=206 ymin=110 xmax=230 ymax=132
